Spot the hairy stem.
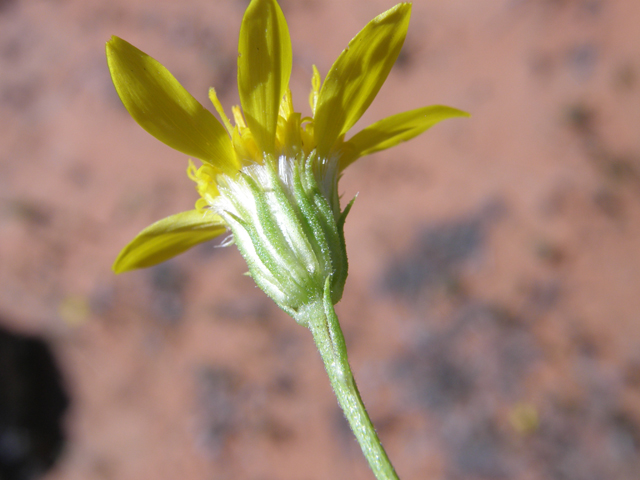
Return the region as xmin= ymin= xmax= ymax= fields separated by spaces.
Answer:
xmin=296 ymin=282 xmax=400 ymax=480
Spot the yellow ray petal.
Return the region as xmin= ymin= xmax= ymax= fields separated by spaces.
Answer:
xmin=237 ymin=0 xmax=292 ymax=156
xmin=113 ymin=210 xmax=227 ymax=273
xmin=314 ymin=3 xmax=412 ymax=158
xmin=340 ymin=105 xmax=470 ymax=170
xmin=106 ymin=36 xmax=237 ymax=172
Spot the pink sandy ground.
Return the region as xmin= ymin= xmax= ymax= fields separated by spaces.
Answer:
xmin=1 ymin=0 xmax=640 ymax=479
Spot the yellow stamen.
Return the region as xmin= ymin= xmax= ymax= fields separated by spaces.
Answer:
xmin=300 ymin=121 xmax=315 ymax=156
xmin=187 ymin=159 xmax=220 ymax=205
xmin=186 ymin=159 xmax=199 ymax=182
xmin=232 ymin=125 xmax=261 ymax=165
xmin=208 ymin=87 xmax=234 ymax=136
xmin=276 ymin=111 xmax=303 ymax=157
xmin=279 ymin=88 xmax=294 ymax=119
xmin=194 ymin=197 xmax=210 ymax=212
xmin=232 ymin=105 xmax=247 ymax=130
xmin=309 ymin=65 xmax=321 ymax=114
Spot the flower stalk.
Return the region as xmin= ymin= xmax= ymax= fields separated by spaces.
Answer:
xmin=299 ymin=279 xmax=399 ymax=480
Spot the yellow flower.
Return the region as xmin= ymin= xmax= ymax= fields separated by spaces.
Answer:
xmin=107 ymin=0 xmax=468 ymax=312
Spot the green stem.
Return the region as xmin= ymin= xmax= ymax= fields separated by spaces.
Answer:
xmin=296 ymin=282 xmax=400 ymax=480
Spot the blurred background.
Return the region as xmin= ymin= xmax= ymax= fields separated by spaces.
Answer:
xmin=1 ymin=0 xmax=639 ymax=479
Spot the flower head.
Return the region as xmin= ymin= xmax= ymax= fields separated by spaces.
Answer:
xmin=107 ymin=0 xmax=468 ymax=316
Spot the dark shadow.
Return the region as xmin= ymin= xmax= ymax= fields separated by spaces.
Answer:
xmin=381 ymin=199 xmax=506 ymax=300
xmin=0 ymin=322 xmax=69 ymax=480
